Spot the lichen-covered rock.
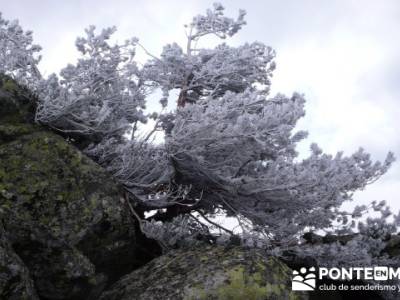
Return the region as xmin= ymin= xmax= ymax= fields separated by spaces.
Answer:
xmin=0 ymin=223 xmax=39 ymax=300
xmin=100 ymin=246 xmax=308 ymax=300
xmin=0 ymin=77 xmax=159 ymax=299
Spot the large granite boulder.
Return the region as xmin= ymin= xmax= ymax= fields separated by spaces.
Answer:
xmin=99 ymin=245 xmax=308 ymax=300
xmin=0 ymin=76 xmax=160 ymax=299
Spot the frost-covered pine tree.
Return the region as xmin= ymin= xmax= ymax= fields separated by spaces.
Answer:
xmin=1 ymin=3 xmax=398 ymax=276
xmin=0 ymin=12 xmax=42 ymax=87
xmin=35 ymin=26 xmax=148 ymax=147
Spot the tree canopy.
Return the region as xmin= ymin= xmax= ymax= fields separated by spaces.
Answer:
xmin=0 ymin=3 xmax=398 ymax=270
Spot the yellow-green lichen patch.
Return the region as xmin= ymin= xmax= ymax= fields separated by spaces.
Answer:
xmin=216 ymin=266 xmax=268 ymax=300
xmin=2 ymin=78 xmax=19 ymax=94
xmin=184 ymin=261 xmax=291 ymax=300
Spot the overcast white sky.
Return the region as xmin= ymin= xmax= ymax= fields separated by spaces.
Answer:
xmin=1 ymin=0 xmax=399 ymax=211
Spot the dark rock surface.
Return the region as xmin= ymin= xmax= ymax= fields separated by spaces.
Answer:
xmin=0 ymin=76 xmax=160 ymax=299
xmin=0 ymin=223 xmax=39 ymax=300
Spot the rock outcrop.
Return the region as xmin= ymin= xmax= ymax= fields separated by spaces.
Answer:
xmin=0 ymin=75 xmax=160 ymax=299
xmin=99 ymin=245 xmax=308 ymax=300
